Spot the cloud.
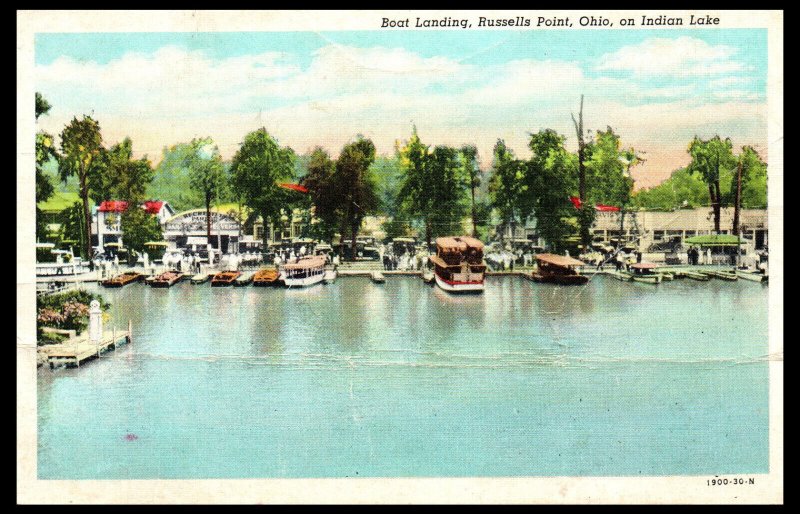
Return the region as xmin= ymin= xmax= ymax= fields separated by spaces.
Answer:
xmin=595 ymin=36 xmax=744 ymax=77
xmin=35 ymin=41 xmax=767 ymax=187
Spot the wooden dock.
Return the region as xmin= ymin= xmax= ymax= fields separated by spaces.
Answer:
xmin=42 ymin=321 xmax=133 ymax=369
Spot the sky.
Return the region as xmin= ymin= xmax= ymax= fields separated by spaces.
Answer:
xmin=34 ymin=29 xmax=768 ymax=189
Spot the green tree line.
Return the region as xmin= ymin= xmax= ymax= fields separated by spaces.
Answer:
xmin=36 ymin=93 xmax=768 ymax=259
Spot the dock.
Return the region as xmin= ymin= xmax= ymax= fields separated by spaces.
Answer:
xmin=42 ymin=321 xmax=133 ymax=369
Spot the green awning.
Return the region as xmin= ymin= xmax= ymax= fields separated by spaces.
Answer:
xmin=684 ymin=234 xmax=742 ymax=246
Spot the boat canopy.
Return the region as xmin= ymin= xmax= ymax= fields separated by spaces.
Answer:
xmin=630 ymin=263 xmax=657 ymax=270
xmin=283 ymin=255 xmax=326 ymax=270
xmin=437 ymin=237 xmax=467 ymax=252
xmin=684 ymin=234 xmax=742 ymax=246
xmin=535 ymin=253 xmax=585 ymax=267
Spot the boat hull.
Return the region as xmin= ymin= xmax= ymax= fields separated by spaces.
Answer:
xmin=632 ymin=274 xmax=662 ymax=284
xmin=530 ymin=273 xmax=589 ymax=285
xmin=434 ymin=272 xmax=484 ymax=293
xmin=284 ymin=273 xmax=325 ymax=288
xmin=736 ymin=271 xmax=768 ymax=283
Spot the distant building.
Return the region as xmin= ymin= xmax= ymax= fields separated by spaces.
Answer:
xmin=591 ymin=207 xmax=768 ymax=251
xmin=93 ymin=200 xmax=174 ymax=247
xmin=162 ymin=208 xmax=241 ymax=253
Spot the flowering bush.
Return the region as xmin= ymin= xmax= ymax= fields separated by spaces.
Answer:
xmin=37 ymin=308 xmax=65 ymax=326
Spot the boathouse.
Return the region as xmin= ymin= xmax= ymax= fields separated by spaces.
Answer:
xmin=163 ymin=208 xmax=242 ymax=253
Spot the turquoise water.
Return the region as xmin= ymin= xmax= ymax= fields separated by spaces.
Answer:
xmin=37 ymin=276 xmax=769 ymax=479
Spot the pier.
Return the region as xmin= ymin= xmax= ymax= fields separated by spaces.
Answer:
xmin=41 ymin=320 xmax=132 ymax=369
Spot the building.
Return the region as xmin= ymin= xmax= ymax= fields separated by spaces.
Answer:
xmin=93 ymin=200 xmax=174 ymax=247
xmin=252 ymin=209 xmax=309 ymax=245
xmin=162 ymin=208 xmax=243 ymax=253
xmin=591 ymin=207 xmax=768 ymax=251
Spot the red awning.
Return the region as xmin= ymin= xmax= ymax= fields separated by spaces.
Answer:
xmin=569 ymin=197 xmax=620 ymax=212
xmin=279 ymin=183 xmax=309 ymax=193
xmin=142 ymin=200 xmax=164 ymax=214
xmin=98 ymin=200 xmax=128 ymax=212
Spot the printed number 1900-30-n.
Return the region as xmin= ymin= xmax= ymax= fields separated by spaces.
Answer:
xmin=707 ymin=477 xmax=756 ymax=485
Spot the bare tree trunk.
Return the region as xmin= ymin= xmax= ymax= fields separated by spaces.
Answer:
xmin=732 ymin=161 xmax=742 ymax=235
xmin=350 ymin=221 xmax=358 ymax=262
xmin=713 ymin=180 xmax=722 ymax=233
xmin=470 ymin=181 xmax=477 ymax=237
xmin=425 ymin=221 xmax=432 ymax=247
xmin=80 ymin=173 xmax=92 ymax=260
xmin=206 ymin=192 xmax=212 ymax=247
xmin=572 ymin=95 xmax=586 ymax=202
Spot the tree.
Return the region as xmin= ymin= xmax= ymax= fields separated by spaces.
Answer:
xmin=396 ymin=128 xmax=470 ymax=245
xmin=571 ymin=95 xmax=593 ymax=247
xmin=585 ymin=128 xmax=639 ymax=245
xmin=335 ymin=136 xmax=378 ymax=260
xmin=230 ymin=128 xmax=296 ymax=251
xmin=58 ymin=116 xmax=103 ymax=259
xmin=732 ymin=146 xmax=766 ymax=235
xmin=184 ymin=138 xmax=227 ymax=247
xmin=35 ymin=93 xmax=56 ymax=203
xmin=687 ymin=136 xmax=736 ymax=233
xmin=148 ymin=143 xmax=204 ymax=212
xmin=301 ymin=147 xmax=339 ymax=243
xmin=522 ymin=129 xmax=578 ymax=253
xmin=461 ymin=145 xmax=481 ymax=236
xmin=488 ymin=139 xmax=526 ymax=243
xmin=36 ymin=93 xmax=57 ymax=239
xmin=120 ymin=205 xmax=163 ymax=259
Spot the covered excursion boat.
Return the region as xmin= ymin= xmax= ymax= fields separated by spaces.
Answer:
xmin=281 ymin=255 xmax=326 ymax=288
xmin=530 ymin=254 xmax=589 ymax=285
xmin=429 ymin=236 xmax=487 ymax=293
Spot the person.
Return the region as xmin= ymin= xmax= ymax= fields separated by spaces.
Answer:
xmin=300 ymin=245 xmax=306 ymax=256
xmin=706 ymin=248 xmax=712 ymax=266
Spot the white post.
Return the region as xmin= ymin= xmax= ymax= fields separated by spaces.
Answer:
xmin=88 ymin=300 xmax=103 ymax=344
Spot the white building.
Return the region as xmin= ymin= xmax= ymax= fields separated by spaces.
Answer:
xmin=591 ymin=207 xmax=768 ymax=251
xmin=163 ymin=208 xmax=242 ymax=254
xmin=93 ymin=200 xmax=174 ymax=247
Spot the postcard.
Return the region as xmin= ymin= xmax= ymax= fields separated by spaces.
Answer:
xmin=17 ymin=10 xmax=783 ymax=504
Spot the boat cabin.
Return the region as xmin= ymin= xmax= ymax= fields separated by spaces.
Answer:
xmin=429 ymin=236 xmax=487 ymax=283
xmin=630 ymin=263 xmax=658 ymax=276
xmin=282 ymin=255 xmax=326 ymax=279
xmin=532 ymin=253 xmax=588 ymax=284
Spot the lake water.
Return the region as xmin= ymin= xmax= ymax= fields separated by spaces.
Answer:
xmin=37 ymin=275 xmax=769 ymax=479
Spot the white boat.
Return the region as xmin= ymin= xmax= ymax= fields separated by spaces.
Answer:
xmin=430 ymin=236 xmax=487 ymax=293
xmin=422 ymin=269 xmax=435 ymax=284
xmin=281 ymin=255 xmax=326 ymax=288
xmin=370 ymin=271 xmax=386 ymax=284
xmin=323 ymin=269 xmax=337 ymax=284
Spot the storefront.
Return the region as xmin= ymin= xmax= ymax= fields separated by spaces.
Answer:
xmin=163 ymin=209 xmax=241 ymax=254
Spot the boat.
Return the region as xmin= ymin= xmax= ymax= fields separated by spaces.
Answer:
xmin=703 ymin=269 xmax=738 ymax=281
xmin=684 ymin=270 xmax=711 ymax=281
xmin=422 ymin=269 xmax=435 ymax=284
xmin=736 ymin=270 xmax=768 ymax=283
xmin=370 ymin=271 xmax=386 ymax=284
xmin=190 ymin=273 xmax=210 ymax=284
xmin=210 ymin=270 xmax=241 ymax=287
xmin=323 ymin=269 xmax=337 ymax=284
xmin=252 ymin=268 xmax=283 ymax=287
xmin=282 ymin=255 xmax=326 ymax=288
xmin=101 ymin=272 xmax=144 ymax=288
xmin=149 ymin=270 xmax=185 ymax=288
xmin=429 ymin=236 xmax=487 ymax=293
xmin=529 ymin=254 xmax=589 ymax=285
xmin=608 ymin=270 xmax=633 ymax=282
xmin=658 ymin=271 xmax=675 ymax=281
xmin=628 ymin=263 xmax=662 ymax=284
xmin=233 ymin=272 xmax=254 ymax=287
